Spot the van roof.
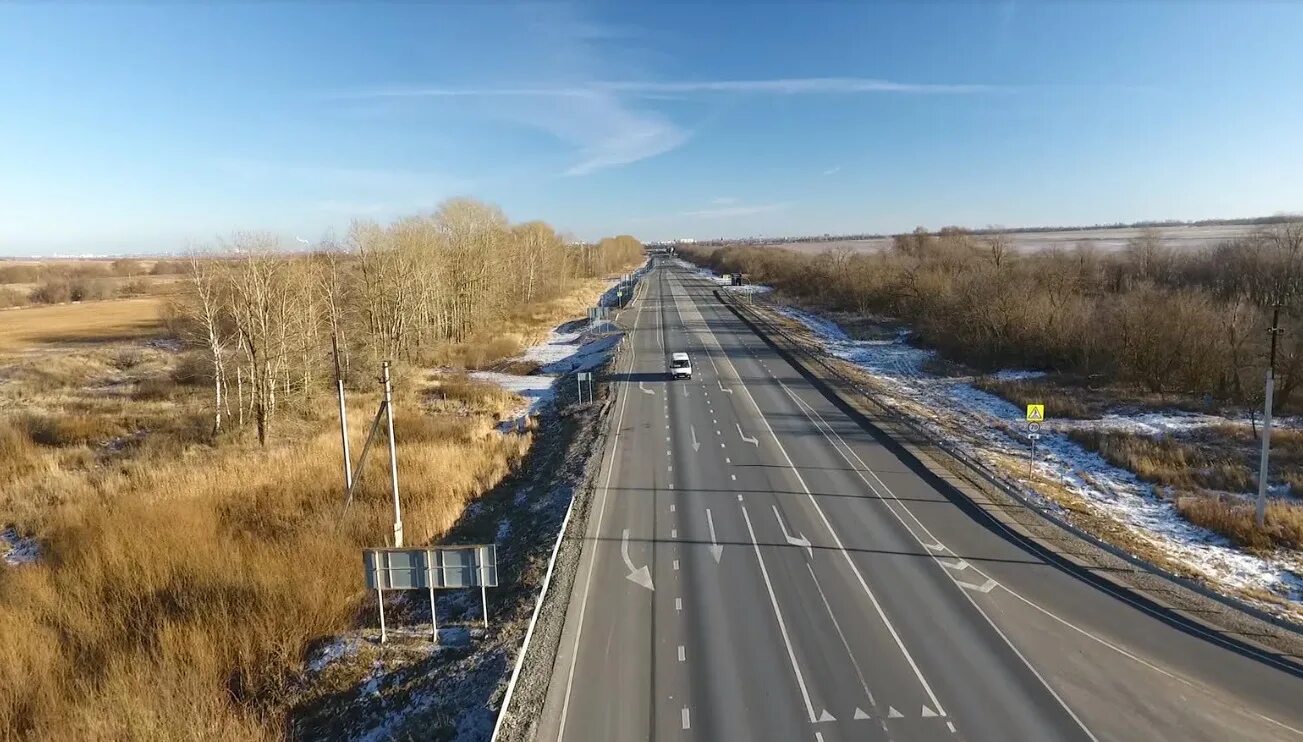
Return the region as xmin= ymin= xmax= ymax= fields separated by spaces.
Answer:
xmin=671 ymin=352 xmax=689 ymax=360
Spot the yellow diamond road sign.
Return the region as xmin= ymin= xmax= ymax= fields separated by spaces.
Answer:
xmin=1026 ymin=404 xmax=1045 ymax=422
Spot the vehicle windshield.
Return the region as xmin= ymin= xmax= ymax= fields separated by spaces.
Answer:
xmin=672 ymin=359 xmax=689 ymax=367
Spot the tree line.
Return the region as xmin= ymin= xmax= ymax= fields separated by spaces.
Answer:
xmin=175 ymin=197 xmax=643 ymax=445
xmin=688 ymin=222 xmax=1303 ymax=412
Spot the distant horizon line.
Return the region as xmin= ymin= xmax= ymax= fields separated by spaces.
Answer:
xmin=3 ymin=213 xmax=1299 ymax=259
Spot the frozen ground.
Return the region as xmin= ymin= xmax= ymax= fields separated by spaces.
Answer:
xmin=1 ymin=528 xmax=39 ymax=566
xmin=772 ymin=303 xmax=1303 ymax=612
xmin=768 ymin=224 xmax=1262 ymax=256
xmin=472 ymin=333 xmax=623 ymax=430
xmin=471 ymin=266 xmax=644 ymax=429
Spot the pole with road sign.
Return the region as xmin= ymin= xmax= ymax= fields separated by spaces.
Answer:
xmin=1026 ymin=404 xmax=1045 ymax=477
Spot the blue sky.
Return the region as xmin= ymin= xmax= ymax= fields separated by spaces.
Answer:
xmin=2 ymin=2 xmax=1301 ymax=255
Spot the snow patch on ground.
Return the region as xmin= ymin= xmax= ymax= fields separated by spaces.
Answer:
xmin=775 ymin=305 xmax=1303 ymax=610
xmin=472 ymin=273 xmax=637 ymax=430
xmin=1 ymin=528 xmax=39 ymax=566
xmin=307 ymin=636 xmax=362 ymax=674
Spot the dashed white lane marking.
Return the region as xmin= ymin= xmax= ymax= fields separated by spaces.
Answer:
xmin=713 ymin=418 xmax=718 ymax=424
xmin=671 ymin=529 xmax=677 ymax=539
xmin=716 ymin=429 xmax=722 ymax=435
xmin=668 ymin=465 xmax=673 ymax=472
xmin=737 ymin=494 xmax=743 ymax=501
xmin=673 ymin=559 xmax=679 ymax=571
xmin=669 ymin=483 xmax=674 ymax=489
xmin=681 ymin=707 xmax=690 ymax=730
xmin=675 ymin=597 xmax=682 ymax=610
xmin=670 ymin=504 xmax=675 ymax=512
xmin=731 ymin=474 xmax=737 ymax=481
xmin=720 ymin=442 xmax=726 ymax=448
xmin=678 ymin=645 xmax=686 ymax=662
xmin=947 ymin=722 xmax=957 ymax=733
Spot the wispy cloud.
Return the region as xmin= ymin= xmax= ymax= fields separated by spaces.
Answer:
xmin=711 ymin=197 xmax=740 ymax=205
xmin=341 ymin=77 xmax=994 ymax=101
xmin=822 ymin=166 xmax=842 ymax=176
xmin=683 ymin=202 xmax=790 ymax=219
xmin=335 ymin=76 xmax=988 ymax=176
xmin=599 ymin=78 xmax=994 ymax=96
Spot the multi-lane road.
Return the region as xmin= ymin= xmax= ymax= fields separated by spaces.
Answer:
xmin=534 ymin=258 xmax=1303 ymax=742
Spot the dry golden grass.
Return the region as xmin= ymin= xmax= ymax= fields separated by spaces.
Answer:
xmin=1176 ymin=494 xmax=1303 ymax=551
xmin=0 ymin=268 xmax=634 ymax=740
xmin=0 ymin=298 xmax=165 ymax=351
xmin=1068 ymin=429 xmax=1258 ymax=492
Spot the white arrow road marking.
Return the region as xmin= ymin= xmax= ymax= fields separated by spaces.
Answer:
xmin=854 ymin=708 xmax=871 ymax=720
xmin=922 ymin=705 xmax=939 ymax=718
xmin=817 ymin=709 xmax=836 ymax=723
xmin=773 ymin=505 xmax=813 ymax=558
xmin=690 ymin=425 xmax=701 ymax=452
xmin=719 ymin=379 xmax=733 ymax=394
xmin=639 ymin=381 xmax=655 ymax=395
xmin=888 ymin=707 xmax=903 ymax=719
xmin=736 ymin=423 xmax=759 ymax=446
xmin=958 ymin=578 xmax=998 ymax=594
xmin=706 ymin=508 xmax=723 ymax=563
xmin=621 ymin=529 xmax=654 ymax=591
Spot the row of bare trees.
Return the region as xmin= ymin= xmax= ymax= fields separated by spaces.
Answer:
xmin=688 ymin=223 xmax=1303 ymax=411
xmin=175 ymin=198 xmax=643 ymax=445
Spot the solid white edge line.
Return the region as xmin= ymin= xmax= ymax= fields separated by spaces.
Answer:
xmin=491 ymin=259 xmax=653 ymax=742
xmin=553 ymin=265 xmax=650 ymax=741
xmin=742 ymin=505 xmax=819 ymax=723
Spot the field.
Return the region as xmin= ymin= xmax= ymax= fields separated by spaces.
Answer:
xmin=0 ymin=298 xmax=166 ymax=351
xmin=0 ymin=208 xmax=644 ymax=738
xmin=771 ymin=224 xmax=1262 ymax=254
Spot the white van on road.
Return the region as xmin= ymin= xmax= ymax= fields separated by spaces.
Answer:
xmin=670 ymin=352 xmax=692 ymax=380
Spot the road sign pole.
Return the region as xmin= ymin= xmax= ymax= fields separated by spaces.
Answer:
xmin=375 ymin=551 xmax=387 ymax=644
xmin=482 ymin=583 xmax=489 ymax=629
xmin=429 ymin=582 xmax=438 ymax=643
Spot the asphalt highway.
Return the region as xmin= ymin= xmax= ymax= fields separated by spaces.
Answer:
xmin=534 ymin=258 xmax=1303 ymax=742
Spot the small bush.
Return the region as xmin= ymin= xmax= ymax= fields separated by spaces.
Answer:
xmin=171 ymin=353 xmax=212 ymax=386
xmin=22 ymin=413 xmax=125 ymax=447
xmin=110 ymin=259 xmax=145 ymax=277
xmin=131 ymin=378 xmax=174 ymax=402
xmin=0 ymin=287 xmax=28 ymax=308
xmin=149 ymin=260 xmax=187 ymax=276
xmin=29 ymin=279 xmax=72 ymax=304
xmin=0 ymin=264 xmax=40 ymax=284
xmin=119 ymin=278 xmax=153 ymax=297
